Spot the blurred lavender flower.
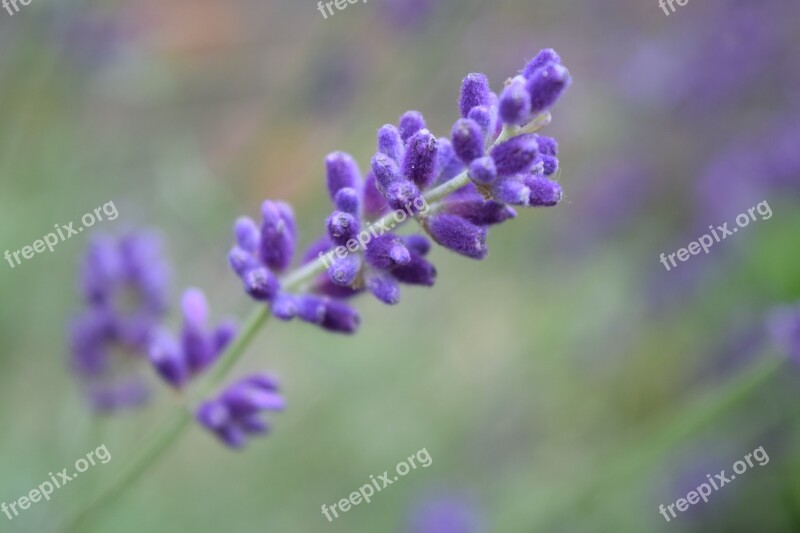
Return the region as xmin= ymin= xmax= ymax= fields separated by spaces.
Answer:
xmin=407 ymin=492 xmax=484 ymax=533
xmin=227 ymin=50 xmax=571 ymax=333
xmin=70 ymin=231 xmax=170 ymax=412
xmin=196 ymin=374 xmax=285 ymax=449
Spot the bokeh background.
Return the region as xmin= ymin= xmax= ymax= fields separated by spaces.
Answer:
xmin=1 ymin=0 xmax=799 ymax=531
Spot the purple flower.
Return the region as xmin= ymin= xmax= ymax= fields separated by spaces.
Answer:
xmin=423 ymin=214 xmax=488 ymax=260
xmin=196 ymin=374 xmax=284 ymax=449
xmin=398 ymin=110 xmax=427 ymax=143
xmin=70 ymin=231 xmax=171 ymax=413
xmin=325 ymin=152 xmax=362 ymax=201
xmin=451 ymin=118 xmax=485 ymax=164
xmin=149 ymin=289 xmax=237 ymax=388
xmin=459 ymin=73 xmax=491 ymax=118
xmin=402 ymin=129 xmax=439 ymax=189
xmin=521 ymin=48 xmax=562 ymax=79
xmin=378 ymin=124 xmax=405 ymax=164
xmin=526 ymin=63 xmax=572 ymax=115
xmin=490 ymin=134 xmax=539 ymax=177
xmin=498 ymin=76 xmax=532 ymax=126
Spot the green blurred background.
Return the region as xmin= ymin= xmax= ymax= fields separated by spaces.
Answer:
xmin=1 ymin=0 xmax=799 ymax=531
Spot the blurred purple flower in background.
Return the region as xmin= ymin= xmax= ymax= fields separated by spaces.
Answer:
xmin=69 ymin=231 xmax=170 ymax=412
xmin=767 ymin=304 xmax=800 ymax=364
xmin=407 ymin=492 xmax=484 ymax=533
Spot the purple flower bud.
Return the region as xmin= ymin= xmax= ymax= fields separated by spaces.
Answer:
xmin=385 ymin=179 xmax=422 ymax=212
xmin=391 ymin=253 xmax=437 ymax=286
xmin=223 ymin=385 xmax=286 ymax=415
xmin=523 ymin=175 xmax=563 ymax=207
xmin=243 ymin=267 xmax=280 ymax=301
xmin=182 ymin=288 xmax=208 ymax=327
xmin=259 ymin=201 xmax=296 ymax=272
xmin=435 ymin=137 xmax=465 ymax=183
xmin=271 ymin=292 xmax=298 ymax=320
xmin=366 ymin=272 xmax=400 ymax=305
xmin=326 ymin=211 xmax=360 ymax=245
xmin=149 ymin=330 xmax=187 ymax=388
xmin=325 ymin=151 xmax=362 ymax=201
xmin=492 ymin=177 xmax=531 ymax=206
xmin=228 ymin=246 xmax=259 ymax=277
xmin=526 ymin=63 xmax=571 ymax=115
xmin=451 ymin=118 xmax=485 ymax=164
xmin=401 ymin=235 xmax=431 ymax=257
xmin=234 ymin=217 xmax=260 ymax=252
xmin=521 ymin=48 xmax=562 ymax=79
xmin=334 ymin=187 xmax=360 ymax=215
xmin=398 ymin=110 xmax=426 ymax=143
xmin=365 ymin=234 xmax=411 ymax=270
xmin=490 ymin=134 xmax=539 ymax=176
xmin=372 ymin=153 xmax=402 ymax=192
xmin=214 ymin=320 xmax=237 ymax=352
xmin=443 ymin=199 xmax=516 ymax=226
xmin=467 ymin=106 xmax=495 ymax=138
xmin=424 ymin=214 xmax=488 ymax=259
xmin=498 ymin=76 xmax=532 ymax=126
xmin=540 ymin=155 xmax=559 ymax=176
xmin=402 ymin=129 xmax=439 ymax=189
xmin=378 ymin=124 xmax=405 ymax=164
xmin=297 ymin=295 xmax=326 ymax=324
xmin=459 ymin=73 xmax=491 ymax=118
xmin=321 ymin=299 xmax=360 ymax=333
xmin=328 ymin=254 xmax=362 ymax=287
xmin=301 ymin=235 xmax=333 ymax=265
xmin=197 ymin=400 xmax=230 ymax=430
xmin=468 ymin=156 xmax=497 ymax=185
xmin=363 ymin=172 xmax=389 ymax=218
xmin=534 ymin=134 xmax=558 ymax=156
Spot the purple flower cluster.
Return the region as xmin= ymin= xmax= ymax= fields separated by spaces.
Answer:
xmin=69 ymin=231 xmax=170 ymax=412
xmin=148 ymin=289 xmax=238 ymax=389
xmin=228 ymin=48 xmax=570 ymax=333
xmin=196 ymin=374 xmax=285 ymax=449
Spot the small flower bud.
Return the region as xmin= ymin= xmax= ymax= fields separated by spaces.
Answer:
xmin=526 ymin=63 xmax=571 ymax=115
xmin=228 ymin=246 xmax=259 ymax=277
xmin=243 ymin=267 xmax=280 ymax=301
xmin=425 ymin=214 xmax=488 ymax=260
xmin=534 ymin=134 xmax=558 ymax=156
xmin=521 ymin=48 xmax=562 ymax=79
xmin=490 ymin=134 xmax=539 ymax=176
xmin=259 ymin=201 xmax=296 ymax=272
xmin=402 ymin=129 xmax=439 ymax=188
xmin=271 ymin=292 xmax=298 ymax=320
xmin=334 ymin=187 xmax=360 ymax=215
xmin=363 ymin=172 xmax=388 ymax=218
xmin=523 ymin=175 xmax=563 ymax=207
xmin=459 ymin=73 xmax=491 ymax=118
xmin=444 ymin=199 xmax=516 ymax=226
xmin=326 ymin=211 xmax=360 ymax=245
xmin=149 ymin=331 xmax=187 ymax=388
xmin=451 ymin=118 xmax=485 ymax=164
xmin=321 ymin=299 xmax=360 ymax=333
xmin=540 ymin=155 xmax=559 ymax=176
xmin=365 ymin=234 xmax=411 ymax=270
xmin=401 ymin=235 xmax=431 ymax=257
xmin=492 ymin=177 xmax=531 ymax=206
xmin=325 ymin=151 xmax=362 ymax=201
xmin=468 ymin=156 xmax=497 ymax=185
xmin=385 ymin=179 xmax=422 ymax=212
xmin=498 ymin=76 xmax=532 ymax=126
xmin=398 ymin=110 xmax=426 ymax=143
xmin=467 ymin=106 xmax=495 ymax=138
xmin=372 ymin=153 xmax=401 ymax=192
xmin=377 ymin=124 xmax=405 ymax=164
xmin=366 ymin=272 xmax=401 ymax=305
xmin=327 ymin=254 xmax=362 ymax=287
xmin=234 ymin=217 xmax=260 ymax=252
xmin=435 ymin=137 xmax=465 ymax=183
xmin=390 ymin=254 xmax=437 ymax=286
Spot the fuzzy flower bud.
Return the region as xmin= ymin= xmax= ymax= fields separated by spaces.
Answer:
xmin=234 ymin=217 xmax=260 ymax=252
xmin=372 ymin=153 xmax=402 ymax=192
xmin=424 ymin=214 xmax=488 ymax=260
xmin=492 ymin=177 xmax=531 ymax=206
xmin=366 ymin=272 xmax=401 ymax=305
xmin=398 ymin=111 xmax=426 ymax=143
xmin=490 ymin=134 xmax=539 ymax=177
xmin=451 ymin=118 xmax=485 ymax=164
xmin=468 ymin=156 xmax=497 ymax=185
xmin=402 ymin=129 xmax=439 ymax=189
xmin=327 ymin=211 xmax=360 ymax=245
xmin=243 ymin=267 xmax=280 ymax=301
xmin=259 ymin=201 xmax=296 ymax=273
xmin=526 ymin=63 xmax=571 ymax=115
xmin=334 ymin=187 xmax=360 ymax=215
xmin=365 ymin=234 xmax=411 ymax=270
xmin=521 ymin=48 xmax=562 ymax=79
xmin=498 ymin=76 xmax=532 ymax=126
xmin=523 ymin=175 xmax=563 ymax=207
xmin=378 ymin=124 xmax=405 ymax=164
xmin=327 ymin=254 xmax=362 ymax=287
xmin=467 ymin=106 xmax=495 ymax=138
xmin=325 ymin=151 xmax=362 ymax=201
xmin=459 ymin=73 xmax=491 ymax=118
